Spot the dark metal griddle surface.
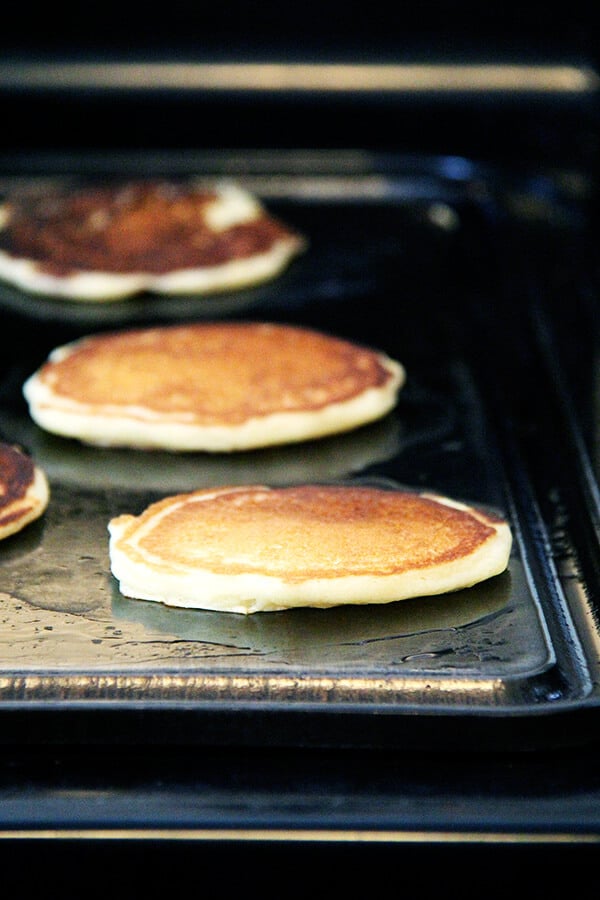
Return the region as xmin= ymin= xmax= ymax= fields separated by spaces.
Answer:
xmin=0 ymin=155 xmax=597 ymax=750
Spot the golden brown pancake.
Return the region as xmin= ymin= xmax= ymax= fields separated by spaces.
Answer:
xmin=23 ymin=322 xmax=405 ymax=452
xmin=0 ymin=179 xmax=306 ymax=301
xmin=0 ymin=442 xmax=49 ymax=540
xmin=108 ymin=484 xmax=513 ymax=614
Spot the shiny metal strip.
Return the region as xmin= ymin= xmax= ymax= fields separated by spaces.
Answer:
xmin=0 ymin=828 xmax=598 ymax=843
xmin=0 ymin=63 xmax=597 ymax=94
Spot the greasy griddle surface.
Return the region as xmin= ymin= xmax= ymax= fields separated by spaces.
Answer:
xmin=0 ymin=168 xmax=592 ymax=747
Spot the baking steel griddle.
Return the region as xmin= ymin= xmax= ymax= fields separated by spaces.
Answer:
xmin=0 ymin=156 xmax=597 ymax=751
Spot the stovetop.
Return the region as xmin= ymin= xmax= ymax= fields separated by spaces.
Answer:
xmin=0 ymin=148 xmax=599 ymax=856
xmin=0 ymin=152 xmax=596 ymax=747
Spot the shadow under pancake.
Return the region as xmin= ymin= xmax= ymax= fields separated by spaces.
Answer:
xmin=0 ymin=230 xmax=375 ymax=328
xmin=111 ymin=567 xmax=518 ymax=672
xmin=0 ymin=267 xmax=298 ymax=327
xmin=0 ymin=514 xmax=48 ymax=563
xmin=5 ymin=379 xmax=456 ymax=492
xmin=9 ymin=413 xmax=405 ymax=491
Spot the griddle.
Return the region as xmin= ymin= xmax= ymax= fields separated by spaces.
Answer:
xmin=0 ymin=152 xmax=597 ymax=753
xmin=1 ymin=5 xmax=600 ymax=865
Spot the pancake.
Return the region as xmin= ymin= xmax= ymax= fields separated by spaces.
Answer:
xmin=0 ymin=442 xmax=49 ymax=540
xmin=0 ymin=179 xmax=306 ymax=301
xmin=108 ymin=483 xmax=513 ymax=614
xmin=22 ymin=321 xmax=405 ymax=452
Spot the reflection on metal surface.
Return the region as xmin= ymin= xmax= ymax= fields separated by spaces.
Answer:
xmin=0 ymin=63 xmax=598 ymax=94
xmin=0 ymin=669 xmax=507 ymax=703
xmin=0 ymin=566 xmax=513 ymax=672
xmin=0 ymin=828 xmax=598 ymax=843
xmin=0 ymin=559 xmax=555 ymax=709
xmin=3 ymin=410 xmax=409 ymax=492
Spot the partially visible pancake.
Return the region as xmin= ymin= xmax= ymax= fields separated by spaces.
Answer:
xmin=108 ymin=484 xmax=513 ymax=614
xmin=0 ymin=442 xmax=49 ymax=540
xmin=0 ymin=179 xmax=306 ymax=301
xmin=22 ymin=322 xmax=405 ymax=452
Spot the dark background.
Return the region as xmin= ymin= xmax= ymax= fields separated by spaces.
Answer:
xmin=0 ymin=1 xmax=598 ymax=167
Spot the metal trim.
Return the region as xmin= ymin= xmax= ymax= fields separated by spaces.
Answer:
xmin=0 ymin=62 xmax=597 ymax=94
xmin=0 ymin=828 xmax=599 ymax=843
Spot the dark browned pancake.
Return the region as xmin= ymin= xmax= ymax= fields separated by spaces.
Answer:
xmin=0 ymin=179 xmax=306 ymax=301
xmin=108 ymin=484 xmax=513 ymax=614
xmin=0 ymin=442 xmax=49 ymax=539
